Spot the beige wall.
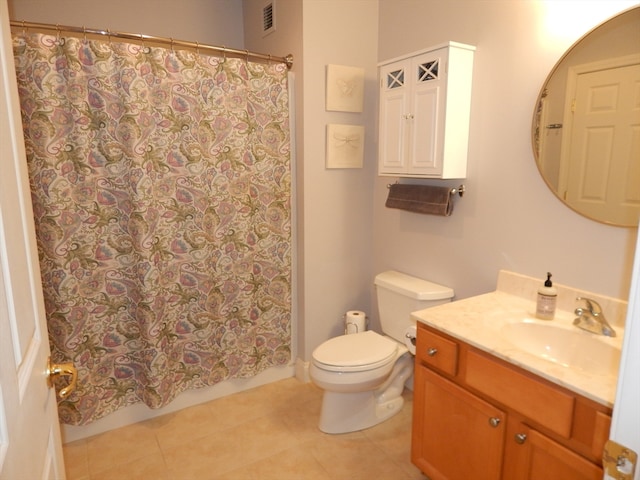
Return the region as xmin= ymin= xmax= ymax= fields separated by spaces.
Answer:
xmin=245 ymin=0 xmax=379 ymax=361
xmin=298 ymin=0 xmax=379 ymax=359
xmin=279 ymin=0 xmax=640 ymax=361
xmin=8 ymin=0 xmax=244 ymax=47
xmin=373 ymin=0 xmax=639 ymax=313
xmin=7 ymin=0 xmax=640 ymax=367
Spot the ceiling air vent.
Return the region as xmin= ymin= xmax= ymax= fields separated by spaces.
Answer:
xmin=262 ymin=1 xmax=276 ymax=36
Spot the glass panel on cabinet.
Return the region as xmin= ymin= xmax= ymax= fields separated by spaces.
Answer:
xmin=418 ymin=60 xmax=439 ymax=82
xmin=387 ymin=69 xmax=405 ymax=89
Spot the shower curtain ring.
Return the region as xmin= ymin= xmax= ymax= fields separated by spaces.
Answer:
xmin=83 ymin=26 xmax=87 ymax=42
xmin=245 ymin=49 xmax=249 ymax=62
xmin=195 ymin=41 xmax=200 ymax=55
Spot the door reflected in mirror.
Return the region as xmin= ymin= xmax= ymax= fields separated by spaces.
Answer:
xmin=532 ymin=7 xmax=640 ymax=227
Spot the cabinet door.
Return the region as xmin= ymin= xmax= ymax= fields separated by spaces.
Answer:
xmin=409 ymin=50 xmax=445 ymax=176
xmin=412 ymin=365 xmax=505 ymax=480
xmin=507 ymin=427 xmax=603 ymax=480
xmin=379 ymin=60 xmax=410 ymax=174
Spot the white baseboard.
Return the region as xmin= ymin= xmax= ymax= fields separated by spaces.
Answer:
xmin=61 ymin=365 xmax=295 ymax=443
xmin=295 ymin=357 xmax=310 ymax=383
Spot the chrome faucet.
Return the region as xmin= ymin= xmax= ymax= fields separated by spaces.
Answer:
xmin=573 ymin=297 xmax=616 ymax=337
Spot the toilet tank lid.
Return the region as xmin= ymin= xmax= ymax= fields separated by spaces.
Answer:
xmin=374 ymin=270 xmax=454 ymax=300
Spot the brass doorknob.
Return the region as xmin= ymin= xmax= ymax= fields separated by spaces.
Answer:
xmin=46 ymin=357 xmax=77 ymax=399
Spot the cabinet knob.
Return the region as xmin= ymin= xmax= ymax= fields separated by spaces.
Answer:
xmin=427 ymin=347 xmax=438 ymax=357
xmin=514 ymin=433 xmax=528 ymax=444
xmin=488 ymin=417 xmax=501 ymax=428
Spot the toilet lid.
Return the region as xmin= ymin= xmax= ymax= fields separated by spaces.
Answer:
xmin=312 ymin=331 xmax=398 ymax=371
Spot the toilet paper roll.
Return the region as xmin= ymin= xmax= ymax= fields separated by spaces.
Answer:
xmin=345 ymin=310 xmax=367 ymax=334
xmin=404 ymin=325 xmax=417 ymax=354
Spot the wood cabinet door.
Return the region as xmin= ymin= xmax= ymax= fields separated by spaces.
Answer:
xmin=412 ymin=365 xmax=505 ymax=480
xmin=508 ymin=427 xmax=603 ymax=480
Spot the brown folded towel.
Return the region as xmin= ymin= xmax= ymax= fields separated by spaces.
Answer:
xmin=385 ymin=184 xmax=454 ymax=216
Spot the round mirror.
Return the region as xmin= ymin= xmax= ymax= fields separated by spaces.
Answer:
xmin=532 ymin=6 xmax=640 ymax=227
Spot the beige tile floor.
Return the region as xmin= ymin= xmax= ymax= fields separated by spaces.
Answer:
xmin=62 ymin=377 xmax=426 ymax=480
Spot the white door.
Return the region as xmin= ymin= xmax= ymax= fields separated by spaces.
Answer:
xmin=565 ymin=62 xmax=640 ymax=226
xmin=607 ymin=230 xmax=640 ymax=480
xmin=0 ymin=0 xmax=67 ymax=478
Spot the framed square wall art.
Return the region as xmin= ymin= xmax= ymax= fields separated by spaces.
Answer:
xmin=326 ymin=64 xmax=365 ymax=113
xmin=326 ymin=124 xmax=365 ymax=169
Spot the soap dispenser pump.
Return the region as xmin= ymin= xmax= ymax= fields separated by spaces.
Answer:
xmin=536 ymin=272 xmax=557 ymax=320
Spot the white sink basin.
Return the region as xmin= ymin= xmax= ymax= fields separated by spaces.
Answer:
xmin=501 ymin=320 xmax=621 ymax=376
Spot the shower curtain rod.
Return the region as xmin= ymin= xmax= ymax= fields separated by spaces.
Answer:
xmin=10 ymin=20 xmax=294 ymax=69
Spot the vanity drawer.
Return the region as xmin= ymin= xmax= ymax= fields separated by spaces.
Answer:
xmin=465 ymin=349 xmax=574 ymax=438
xmin=416 ymin=325 xmax=458 ymax=376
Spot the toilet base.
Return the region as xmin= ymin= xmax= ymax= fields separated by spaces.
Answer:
xmin=318 ymin=390 xmax=405 ymax=434
xmin=317 ymin=353 xmax=413 ymax=434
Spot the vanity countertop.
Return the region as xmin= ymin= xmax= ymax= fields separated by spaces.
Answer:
xmin=410 ymin=289 xmax=622 ymax=408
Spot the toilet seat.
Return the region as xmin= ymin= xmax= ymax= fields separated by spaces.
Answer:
xmin=312 ymin=331 xmax=399 ymax=373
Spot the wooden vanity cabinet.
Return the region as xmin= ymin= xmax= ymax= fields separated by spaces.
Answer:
xmin=503 ymin=419 xmax=603 ymax=480
xmin=412 ymin=322 xmax=612 ymax=480
xmin=412 ymin=364 xmax=505 ymax=480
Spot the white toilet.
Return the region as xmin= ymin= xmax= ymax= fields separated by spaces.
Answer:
xmin=310 ymin=270 xmax=454 ymax=434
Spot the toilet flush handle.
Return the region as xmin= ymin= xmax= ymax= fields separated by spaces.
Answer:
xmin=405 ymin=332 xmax=416 ymax=346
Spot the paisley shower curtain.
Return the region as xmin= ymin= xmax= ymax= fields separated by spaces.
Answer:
xmin=12 ymin=32 xmax=291 ymax=425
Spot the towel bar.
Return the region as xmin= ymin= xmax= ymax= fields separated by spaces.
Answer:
xmin=387 ymin=182 xmax=466 ymax=197
xmin=450 ymin=185 xmax=465 ymax=197
xmin=386 ymin=183 xmax=465 ymax=197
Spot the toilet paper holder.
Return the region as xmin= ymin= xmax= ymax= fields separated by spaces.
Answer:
xmin=344 ymin=311 xmax=368 ymax=334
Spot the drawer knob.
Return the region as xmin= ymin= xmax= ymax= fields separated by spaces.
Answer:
xmin=515 ymin=433 xmax=528 ymax=444
xmin=427 ymin=347 xmax=438 ymax=357
xmin=488 ymin=417 xmax=501 ymax=428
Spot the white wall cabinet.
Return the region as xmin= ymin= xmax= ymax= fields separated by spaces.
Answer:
xmin=378 ymin=42 xmax=475 ymax=178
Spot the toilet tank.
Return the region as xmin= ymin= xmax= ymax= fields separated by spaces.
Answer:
xmin=374 ymin=270 xmax=454 ymax=343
